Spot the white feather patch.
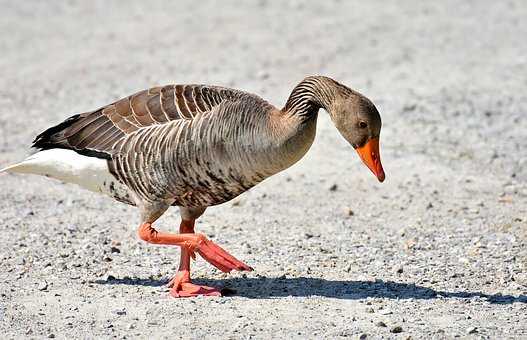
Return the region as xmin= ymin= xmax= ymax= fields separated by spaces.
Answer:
xmin=2 ymin=149 xmax=130 ymax=199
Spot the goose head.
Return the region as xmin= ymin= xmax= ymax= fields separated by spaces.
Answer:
xmin=328 ymin=91 xmax=385 ymax=182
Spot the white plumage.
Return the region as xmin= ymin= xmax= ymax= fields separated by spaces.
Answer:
xmin=1 ymin=149 xmax=129 ymax=199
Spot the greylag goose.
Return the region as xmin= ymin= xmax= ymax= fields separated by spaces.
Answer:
xmin=2 ymin=76 xmax=385 ymax=297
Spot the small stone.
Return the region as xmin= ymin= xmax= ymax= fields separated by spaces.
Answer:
xmin=458 ymin=257 xmax=469 ymax=264
xmin=376 ymin=321 xmax=387 ymax=327
xmin=231 ymin=199 xmax=243 ymax=207
xmin=329 ymin=184 xmax=338 ymax=191
xmin=403 ymin=104 xmax=417 ymax=112
xmin=110 ymin=246 xmax=120 ymax=254
xmin=38 ymin=281 xmax=48 ymax=291
xmin=365 ymin=307 xmax=374 ymax=313
xmin=359 ymin=334 xmax=368 ymax=340
xmin=256 ymin=70 xmax=269 ymax=80
xmin=47 ymin=334 xmax=55 ymax=338
xmin=112 ymin=308 xmax=127 ymax=316
xmin=394 ymin=266 xmax=404 ymax=274
xmin=404 ymin=239 xmax=417 ymax=251
xmin=467 ymin=327 xmax=477 ymax=334
xmin=345 ymin=207 xmax=355 ymax=216
xmin=390 ymin=326 xmax=403 ymax=333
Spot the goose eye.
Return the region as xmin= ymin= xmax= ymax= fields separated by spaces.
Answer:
xmin=359 ymin=121 xmax=368 ymax=129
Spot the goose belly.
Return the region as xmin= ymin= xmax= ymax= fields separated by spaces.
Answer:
xmin=171 ymin=172 xmax=264 ymax=207
xmin=168 ymin=149 xmax=283 ymax=207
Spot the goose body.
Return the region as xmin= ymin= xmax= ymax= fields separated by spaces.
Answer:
xmin=3 ymin=76 xmax=385 ymax=297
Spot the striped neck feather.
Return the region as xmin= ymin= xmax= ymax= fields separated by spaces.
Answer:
xmin=282 ymin=76 xmax=347 ymax=120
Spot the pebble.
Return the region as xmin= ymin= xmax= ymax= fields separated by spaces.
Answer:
xmin=231 ymin=199 xmax=243 ymax=206
xmin=467 ymin=327 xmax=477 ymax=334
xmin=390 ymin=326 xmax=403 ymax=333
xmin=38 ymin=281 xmax=48 ymax=291
xmin=329 ymin=184 xmax=338 ymax=191
xmin=375 ymin=321 xmax=387 ymax=327
xmin=359 ymin=334 xmax=368 ymax=340
xmin=256 ymin=70 xmax=269 ymax=79
xmin=112 ymin=308 xmax=127 ymax=316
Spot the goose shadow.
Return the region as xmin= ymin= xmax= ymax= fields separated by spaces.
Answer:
xmin=93 ymin=275 xmax=527 ymax=304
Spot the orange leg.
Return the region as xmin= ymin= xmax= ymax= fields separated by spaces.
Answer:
xmin=138 ymin=221 xmax=252 ymax=298
xmin=167 ymin=220 xmax=221 ymax=297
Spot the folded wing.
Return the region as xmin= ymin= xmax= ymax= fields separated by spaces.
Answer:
xmin=32 ymin=84 xmax=246 ymax=159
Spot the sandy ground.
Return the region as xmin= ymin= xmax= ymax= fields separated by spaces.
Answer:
xmin=1 ymin=1 xmax=526 ymax=339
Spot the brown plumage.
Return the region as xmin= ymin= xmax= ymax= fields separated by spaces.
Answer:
xmin=32 ymin=85 xmax=244 ymax=156
xmin=4 ymin=75 xmax=385 ymax=297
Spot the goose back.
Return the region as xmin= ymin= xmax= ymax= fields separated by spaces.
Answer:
xmin=32 ymin=84 xmax=247 ymax=158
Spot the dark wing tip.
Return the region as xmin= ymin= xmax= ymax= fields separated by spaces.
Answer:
xmin=32 ymin=114 xmax=81 ymax=149
xmin=31 ymin=113 xmax=112 ymax=160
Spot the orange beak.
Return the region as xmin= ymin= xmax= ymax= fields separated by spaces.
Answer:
xmin=355 ymin=138 xmax=385 ymax=182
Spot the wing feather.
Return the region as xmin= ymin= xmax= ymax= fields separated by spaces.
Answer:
xmin=32 ymin=84 xmax=252 ymax=159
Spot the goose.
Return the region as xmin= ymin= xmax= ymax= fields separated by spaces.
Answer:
xmin=2 ymin=76 xmax=385 ymax=297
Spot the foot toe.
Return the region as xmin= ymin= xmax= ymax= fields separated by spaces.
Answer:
xmin=196 ymin=237 xmax=252 ymax=272
xmin=170 ymin=282 xmax=222 ymax=298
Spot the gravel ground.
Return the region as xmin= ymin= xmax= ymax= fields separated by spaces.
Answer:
xmin=1 ymin=1 xmax=526 ymax=339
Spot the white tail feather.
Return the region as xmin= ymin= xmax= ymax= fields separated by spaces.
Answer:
xmin=0 ymin=149 xmax=129 ymax=198
xmin=1 ymin=156 xmax=45 ymax=174
xmin=1 ymin=163 xmax=25 ymax=173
